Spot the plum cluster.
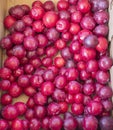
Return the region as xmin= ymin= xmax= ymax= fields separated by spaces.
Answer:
xmin=0 ymin=0 xmax=113 ymax=130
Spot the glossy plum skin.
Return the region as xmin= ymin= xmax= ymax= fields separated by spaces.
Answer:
xmin=47 ymin=102 xmax=61 ymax=116
xmin=1 ymin=93 xmax=12 ymax=105
xmin=43 ymin=11 xmax=58 ymax=28
xmin=83 ymin=34 xmax=98 ymax=48
xmin=11 ymin=119 xmax=24 ymax=130
xmin=4 ymin=56 xmax=20 ymax=70
xmin=83 ymin=115 xmax=98 ymax=130
xmin=29 ymin=118 xmax=41 ymax=130
xmin=4 ymin=15 xmax=16 ymax=29
xmin=49 ymin=116 xmax=63 ymax=130
xmin=81 ymin=16 xmax=96 ymax=30
xmin=14 ymin=102 xmax=27 ymax=115
xmin=0 ymin=119 xmax=9 ymax=130
xmin=0 ymin=1 xmax=112 ymax=130
xmin=99 ymin=116 xmax=113 ymax=130
xmin=86 ymin=101 xmax=103 ymax=116
xmin=64 ymin=117 xmax=78 ymax=130
xmin=1 ymin=105 xmax=19 ymax=120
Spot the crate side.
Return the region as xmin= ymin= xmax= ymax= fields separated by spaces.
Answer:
xmin=109 ymin=0 xmax=113 ymax=104
xmin=6 ymin=0 xmax=57 ymax=8
xmin=0 ymin=0 xmax=7 ymax=67
xmin=109 ymin=0 xmax=113 ymax=41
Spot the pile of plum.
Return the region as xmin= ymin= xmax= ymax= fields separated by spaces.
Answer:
xmin=0 ymin=0 xmax=113 ymax=130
